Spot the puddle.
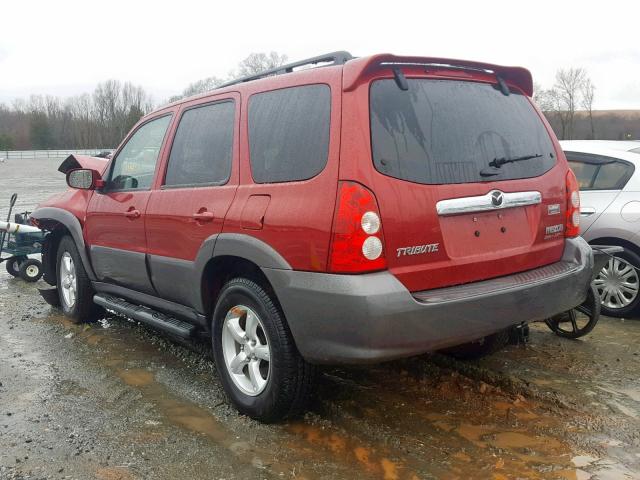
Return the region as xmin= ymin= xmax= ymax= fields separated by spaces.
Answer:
xmin=95 ymin=467 xmax=135 ymax=480
xmin=326 ymin=364 xmax=589 ymax=479
xmin=39 ymin=314 xmax=327 ymax=477
xmin=24 ymin=307 xmax=640 ymax=480
xmin=288 ymin=423 xmax=408 ymax=479
xmin=117 ymin=368 xmax=155 ymax=387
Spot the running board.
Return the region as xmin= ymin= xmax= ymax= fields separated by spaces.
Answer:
xmin=93 ymin=293 xmax=196 ymax=338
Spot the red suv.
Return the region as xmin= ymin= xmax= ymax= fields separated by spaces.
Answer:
xmin=32 ymin=52 xmax=593 ymax=421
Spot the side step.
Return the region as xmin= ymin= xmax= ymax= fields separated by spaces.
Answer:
xmin=93 ymin=294 xmax=196 ymax=338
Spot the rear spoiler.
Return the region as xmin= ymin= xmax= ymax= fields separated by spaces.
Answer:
xmin=58 ymin=154 xmax=109 ymax=175
xmin=342 ymin=54 xmax=533 ymax=97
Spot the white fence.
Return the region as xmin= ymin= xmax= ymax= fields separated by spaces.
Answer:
xmin=0 ymin=149 xmax=113 ymax=161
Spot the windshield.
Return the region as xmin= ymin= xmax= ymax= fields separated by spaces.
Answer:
xmin=370 ymin=78 xmax=556 ymax=184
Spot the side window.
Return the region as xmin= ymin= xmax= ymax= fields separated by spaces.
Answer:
xmin=593 ymin=162 xmax=633 ymax=190
xmin=164 ymin=101 xmax=235 ymax=187
xmin=568 ymin=160 xmax=598 ymax=189
xmin=566 ymin=151 xmax=634 ymax=190
xmin=107 ymin=115 xmax=172 ymax=191
xmin=248 ymin=84 xmax=331 ymax=183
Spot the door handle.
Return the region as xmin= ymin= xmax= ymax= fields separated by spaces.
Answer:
xmin=580 ymin=207 xmax=596 ymax=217
xmin=124 ymin=208 xmax=141 ymax=219
xmin=192 ymin=211 xmax=214 ymax=222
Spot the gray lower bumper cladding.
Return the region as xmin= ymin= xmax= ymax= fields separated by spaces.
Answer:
xmin=264 ymin=237 xmax=593 ymax=365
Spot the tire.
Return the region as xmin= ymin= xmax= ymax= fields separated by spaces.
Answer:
xmin=19 ymin=259 xmax=43 ymax=282
xmin=5 ymin=256 xmax=26 ymax=277
xmin=592 ymin=247 xmax=640 ymax=318
xmin=56 ymin=236 xmax=102 ymax=323
xmin=211 ymin=277 xmax=316 ymax=422
xmin=545 ymin=284 xmax=600 ymax=339
xmin=443 ymin=329 xmax=510 ymax=360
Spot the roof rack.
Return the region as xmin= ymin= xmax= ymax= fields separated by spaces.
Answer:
xmin=217 ymin=51 xmax=353 ymax=89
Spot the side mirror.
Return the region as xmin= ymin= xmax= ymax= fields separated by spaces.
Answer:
xmin=66 ymin=168 xmax=104 ymax=190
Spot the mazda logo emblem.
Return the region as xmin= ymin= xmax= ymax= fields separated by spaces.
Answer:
xmin=491 ymin=190 xmax=504 ymax=207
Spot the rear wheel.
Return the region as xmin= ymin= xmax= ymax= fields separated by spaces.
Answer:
xmin=212 ymin=277 xmax=316 ymax=422
xmin=56 ymin=236 xmax=102 ymax=323
xmin=592 ymin=247 xmax=640 ymax=317
xmin=5 ymin=256 xmax=26 ymax=277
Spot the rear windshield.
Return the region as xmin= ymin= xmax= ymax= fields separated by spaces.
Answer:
xmin=370 ymin=79 xmax=556 ymax=184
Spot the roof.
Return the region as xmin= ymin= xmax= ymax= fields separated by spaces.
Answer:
xmin=561 ymin=140 xmax=640 ymax=154
xmin=560 ymin=140 xmax=640 ymax=165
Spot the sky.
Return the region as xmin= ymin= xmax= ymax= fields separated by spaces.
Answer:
xmin=1 ymin=0 xmax=639 ymax=110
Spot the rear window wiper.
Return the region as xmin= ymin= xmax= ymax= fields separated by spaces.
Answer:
xmin=480 ymin=153 xmax=544 ymax=177
xmin=489 ymin=153 xmax=542 ymax=168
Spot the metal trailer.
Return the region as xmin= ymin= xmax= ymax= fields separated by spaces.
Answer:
xmin=0 ymin=194 xmax=45 ymax=282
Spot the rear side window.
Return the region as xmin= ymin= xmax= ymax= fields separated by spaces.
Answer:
xmin=370 ymin=79 xmax=556 ymax=184
xmin=568 ymin=160 xmax=598 ymax=189
xmin=164 ymin=101 xmax=235 ymax=187
xmin=566 ymin=152 xmax=634 ymax=190
xmin=248 ymin=84 xmax=330 ymax=183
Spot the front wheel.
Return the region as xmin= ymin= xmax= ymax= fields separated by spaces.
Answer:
xmin=19 ymin=259 xmax=43 ymax=282
xmin=56 ymin=236 xmax=102 ymax=323
xmin=212 ymin=277 xmax=316 ymax=422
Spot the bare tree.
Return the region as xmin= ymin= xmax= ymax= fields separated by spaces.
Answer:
xmin=234 ymin=51 xmax=288 ymax=77
xmin=533 ymin=83 xmax=556 ymax=112
xmin=581 ymin=78 xmax=596 ymax=139
xmin=1 ymin=51 xmax=292 ymax=150
xmin=93 ymin=80 xmax=153 ymax=146
xmin=554 ymin=68 xmax=587 ymax=140
xmin=168 ymin=51 xmax=288 ymax=103
xmin=533 ymin=83 xmax=563 ymax=134
xmin=169 ymin=76 xmax=225 ymax=102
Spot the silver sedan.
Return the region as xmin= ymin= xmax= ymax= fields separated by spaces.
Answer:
xmin=562 ymin=140 xmax=640 ymax=317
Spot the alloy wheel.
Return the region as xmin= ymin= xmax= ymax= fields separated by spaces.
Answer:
xmin=59 ymin=252 xmax=77 ymax=309
xmin=221 ymin=305 xmax=271 ymax=396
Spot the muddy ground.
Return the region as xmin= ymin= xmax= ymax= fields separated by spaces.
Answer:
xmin=1 ymin=158 xmax=640 ymax=480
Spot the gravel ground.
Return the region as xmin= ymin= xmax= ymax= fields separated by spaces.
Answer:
xmin=0 ymin=157 xmax=639 ymax=479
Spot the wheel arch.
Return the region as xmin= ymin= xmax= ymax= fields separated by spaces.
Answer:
xmin=31 ymin=207 xmax=96 ymax=282
xmin=588 ymin=236 xmax=640 ymax=257
xmin=200 ymin=255 xmax=279 ymax=322
xmin=196 ymin=233 xmax=292 ymax=321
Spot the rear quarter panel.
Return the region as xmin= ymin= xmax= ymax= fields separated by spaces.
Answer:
xmin=583 ymin=190 xmax=640 ymax=245
xmin=222 ymin=67 xmax=344 ymax=272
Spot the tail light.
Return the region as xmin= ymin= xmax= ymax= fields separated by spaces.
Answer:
xmin=565 ymin=169 xmax=580 ymax=238
xmin=328 ymin=181 xmax=387 ymax=273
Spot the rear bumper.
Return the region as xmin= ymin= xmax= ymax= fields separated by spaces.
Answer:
xmin=264 ymin=237 xmax=593 ymax=364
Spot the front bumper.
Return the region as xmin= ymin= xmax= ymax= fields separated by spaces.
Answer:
xmin=263 ymin=237 xmax=593 ymax=364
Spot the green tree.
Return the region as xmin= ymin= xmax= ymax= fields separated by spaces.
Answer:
xmin=124 ymin=104 xmax=145 ymax=134
xmin=0 ymin=133 xmax=15 ymax=150
xmin=30 ymin=114 xmax=53 ymax=148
